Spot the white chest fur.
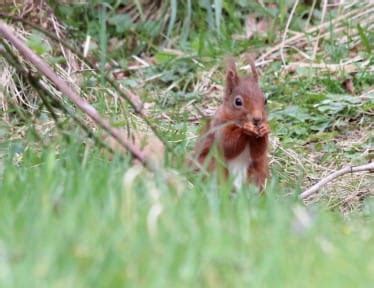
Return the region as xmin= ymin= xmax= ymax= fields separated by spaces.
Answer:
xmin=227 ymin=145 xmax=252 ymax=189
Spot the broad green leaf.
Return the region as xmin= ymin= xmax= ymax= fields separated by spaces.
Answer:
xmin=26 ymin=31 xmax=51 ymax=56
xmin=108 ymin=14 xmax=134 ymax=33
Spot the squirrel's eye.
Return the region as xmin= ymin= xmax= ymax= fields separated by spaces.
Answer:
xmin=234 ymin=96 xmax=243 ymax=107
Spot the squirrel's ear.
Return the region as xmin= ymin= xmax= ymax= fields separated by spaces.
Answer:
xmin=249 ymin=61 xmax=258 ymax=82
xmin=245 ymin=54 xmax=258 ymax=82
xmin=225 ymin=57 xmax=239 ymax=97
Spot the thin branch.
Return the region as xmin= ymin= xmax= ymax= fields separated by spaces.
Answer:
xmin=0 ymin=20 xmax=152 ymax=169
xmin=0 ymin=13 xmax=171 ymax=151
xmin=300 ymin=163 xmax=374 ymax=200
xmin=0 ymin=39 xmax=116 ymax=153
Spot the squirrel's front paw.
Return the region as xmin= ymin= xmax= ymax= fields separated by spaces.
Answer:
xmin=243 ymin=122 xmax=258 ymax=136
xmin=257 ymin=123 xmax=270 ymax=137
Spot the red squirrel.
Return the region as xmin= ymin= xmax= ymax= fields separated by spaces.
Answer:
xmin=194 ymin=58 xmax=270 ymax=190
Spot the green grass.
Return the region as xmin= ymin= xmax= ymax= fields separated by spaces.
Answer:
xmin=0 ymin=144 xmax=373 ymax=287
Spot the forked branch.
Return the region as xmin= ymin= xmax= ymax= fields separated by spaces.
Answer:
xmin=300 ymin=163 xmax=374 ymax=200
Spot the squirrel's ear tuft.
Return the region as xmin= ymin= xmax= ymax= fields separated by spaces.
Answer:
xmin=244 ymin=54 xmax=258 ymax=81
xmin=225 ymin=57 xmax=239 ymax=98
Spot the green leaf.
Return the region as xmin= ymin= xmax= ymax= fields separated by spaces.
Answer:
xmin=26 ymin=31 xmax=51 ymax=56
xmin=154 ymin=52 xmax=177 ymax=64
xmin=271 ymin=105 xmax=313 ymax=122
xmin=108 ymin=14 xmax=134 ymax=33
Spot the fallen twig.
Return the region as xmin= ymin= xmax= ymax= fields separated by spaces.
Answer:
xmin=0 ymin=20 xmax=151 ymax=169
xmin=300 ymin=163 xmax=374 ymax=200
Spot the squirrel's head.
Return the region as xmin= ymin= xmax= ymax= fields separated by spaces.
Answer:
xmin=224 ymin=57 xmax=267 ymax=126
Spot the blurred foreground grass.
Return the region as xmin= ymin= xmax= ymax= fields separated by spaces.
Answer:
xmin=0 ymin=144 xmax=373 ymax=287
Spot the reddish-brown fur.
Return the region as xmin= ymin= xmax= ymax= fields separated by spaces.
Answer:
xmin=194 ymin=58 xmax=270 ymax=189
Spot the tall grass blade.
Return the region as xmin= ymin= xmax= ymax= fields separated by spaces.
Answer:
xmin=181 ymin=0 xmax=192 ymax=43
xmin=167 ymin=0 xmax=178 ymax=37
xmin=201 ymin=0 xmax=214 ymax=31
xmin=214 ymin=0 xmax=222 ymax=34
xmin=133 ymin=0 xmax=145 ymax=21
xmin=99 ymin=4 xmax=108 ymax=84
xmin=357 ymin=24 xmax=372 ymax=54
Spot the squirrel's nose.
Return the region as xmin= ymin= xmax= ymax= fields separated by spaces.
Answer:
xmin=252 ymin=117 xmax=262 ymax=126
